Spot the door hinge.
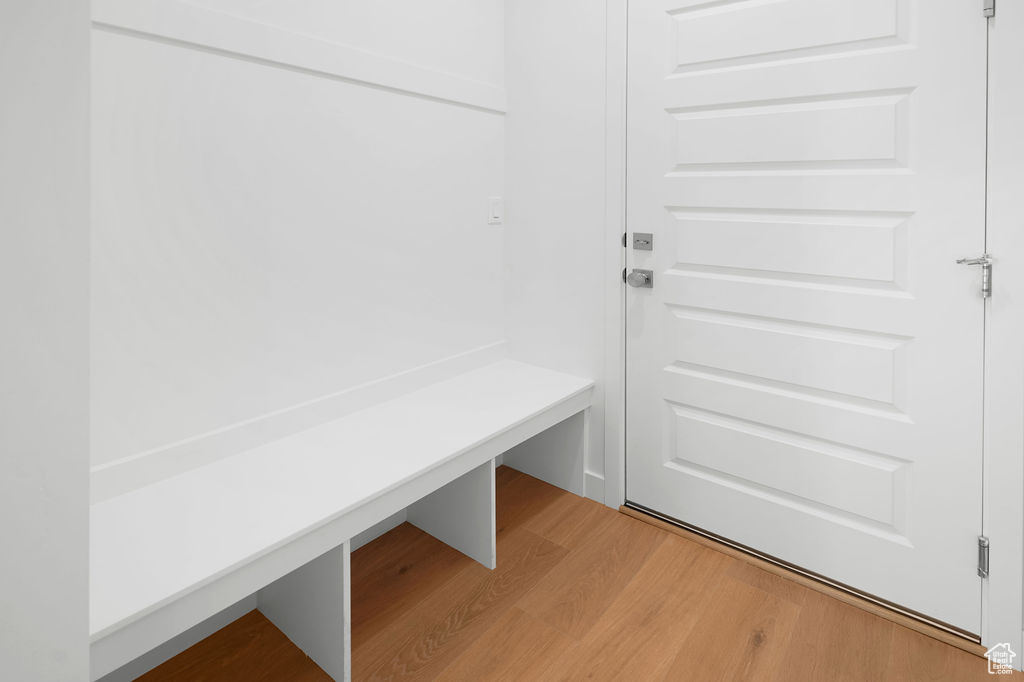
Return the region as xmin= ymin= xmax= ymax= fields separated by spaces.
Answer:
xmin=957 ymin=254 xmax=993 ymax=299
xmin=979 ymin=536 xmax=990 ymax=578
xmin=622 ymin=232 xmax=627 ymax=248
xmin=984 ymin=0 xmax=995 ymax=17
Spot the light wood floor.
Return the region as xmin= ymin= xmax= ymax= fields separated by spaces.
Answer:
xmin=144 ymin=466 xmax=1000 ymax=681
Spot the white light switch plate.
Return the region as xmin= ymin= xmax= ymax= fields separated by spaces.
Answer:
xmin=487 ymin=197 xmax=503 ymax=225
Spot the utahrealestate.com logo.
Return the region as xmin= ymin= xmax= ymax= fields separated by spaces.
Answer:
xmin=985 ymin=643 xmax=1016 ymax=675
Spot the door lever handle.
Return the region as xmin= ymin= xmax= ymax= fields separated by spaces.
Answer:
xmin=956 ymin=255 xmax=991 ymax=266
xmin=957 ymin=254 xmax=993 ymax=299
xmin=625 ymin=269 xmax=654 ymax=288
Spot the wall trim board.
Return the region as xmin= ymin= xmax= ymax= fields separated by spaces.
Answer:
xmin=91 ymin=342 xmax=508 ymax=502
xmin=1 ymin=1 xmax=90 ymax=678
xmin=91 ymin=0 xmax=506 ymax=114
xmin=603 ymin=0 xmax=629 ymax=509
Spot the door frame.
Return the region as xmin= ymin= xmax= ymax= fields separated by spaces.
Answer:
xmin=601 ymin=0 xmax=1024 ymax=657
xmin=980 ymin=1 xmax=1024 ymax=657
xmin=602 ymin=0 xmax=628 ymax=517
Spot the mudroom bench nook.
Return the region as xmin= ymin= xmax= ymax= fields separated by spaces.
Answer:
xmin=89 ymin=360 xmax=594 ymax=681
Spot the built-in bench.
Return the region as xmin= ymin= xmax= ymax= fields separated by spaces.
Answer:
xmin=89 ymin=360 xmax=594 ymax=681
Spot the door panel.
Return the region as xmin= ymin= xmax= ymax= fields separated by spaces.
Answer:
xmin=626 ymin=0 xmax=987 ymax=632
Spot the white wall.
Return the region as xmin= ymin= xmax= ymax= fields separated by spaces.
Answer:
xmin=90 ymin=0 xmax=506 ymax=497
xmin=505 ymin=0 xmax=610 ymax=502
xmin=0 ymin=2 xmax=90 ymax=679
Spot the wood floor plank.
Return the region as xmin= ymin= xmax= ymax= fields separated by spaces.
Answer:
xmin=495 ymin=463 xmax=523 ymax=488
xmin=351 ymin=523 xmax=473 ymax=649
xmin=434 ymin=607 xmax=576 ymax=682
xmin=516 ymin=511 xmax=665 ymax=639
xmin=540 ymin=535 xmax=734 ymax=681
xmin=516 ymin=473 xmax=610 ymax=550
xmin=783 ymin=589 xmax=896 ymax=682
xmin=664 ymin=567 xmax=803 ymax=681
xmin=620 ymin=505 xmax=987 ymax=659
xmin=354 ymin=527 xmax=568 ymax=681
xmin=137 ymin=610 xmax=331 ymax=682
xmin=886 ymin=622 xmax=999 ymax=681
xmin=725 ymin=557 xmax=810 ymax=608
xmin=495 ymin=466 xmax=571 ymax=539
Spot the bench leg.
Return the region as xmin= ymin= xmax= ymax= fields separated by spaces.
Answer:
xmin=408 ymin=459 xmax=496 ymax=569
xmin=257 ymin=541 xmax=351 ymax=682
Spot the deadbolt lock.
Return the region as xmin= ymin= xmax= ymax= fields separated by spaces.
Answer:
xmin=633 ymin=233 xmax=654 ymax=251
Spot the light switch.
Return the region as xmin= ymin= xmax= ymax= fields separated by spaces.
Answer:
xmin=488 ymin=197 xmax=503 ymax=225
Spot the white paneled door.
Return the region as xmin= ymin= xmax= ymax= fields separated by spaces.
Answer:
xmin=625 ymin=0 xmax=988 ymax=633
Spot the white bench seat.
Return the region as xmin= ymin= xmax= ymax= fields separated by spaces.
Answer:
xmin=90 ymin=359 xmax=593 ymax=680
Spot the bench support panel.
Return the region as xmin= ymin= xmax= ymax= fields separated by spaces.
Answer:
xmin=502 ymin=408 xmax=589 ymax=497
xmin=408 ymin=459 xmax=496 ymax=569
xmin=257 ymin=541 xmax=351 ymax=682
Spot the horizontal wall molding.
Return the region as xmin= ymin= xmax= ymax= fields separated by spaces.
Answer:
xmin=91 ymin=342 xmax=508 ymax=502
xmin=92 ymin=0 xmax=507 ymax=114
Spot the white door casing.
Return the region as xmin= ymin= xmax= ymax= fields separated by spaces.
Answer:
xmin=626 ymin=0 xmax=987 ymax=633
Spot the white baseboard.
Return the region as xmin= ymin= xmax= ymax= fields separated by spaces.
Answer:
xmin=91 ymin=342 xmax=507 ymax=502
xmin=585 ymin=470 xmax=605 ymax=504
